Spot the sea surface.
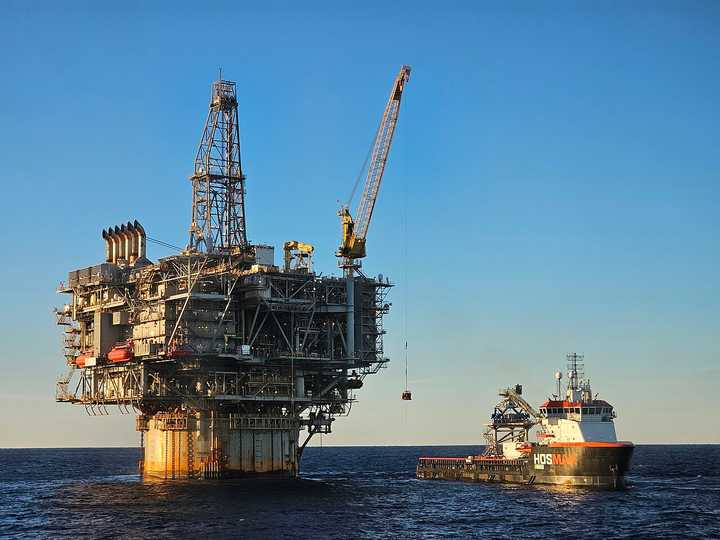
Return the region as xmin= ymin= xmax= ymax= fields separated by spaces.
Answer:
xmin=0 ymin=445 xmax=718 ymax=539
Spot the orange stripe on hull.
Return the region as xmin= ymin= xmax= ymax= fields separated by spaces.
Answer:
xmin=549 ymin=441 xmax=634 ymax=448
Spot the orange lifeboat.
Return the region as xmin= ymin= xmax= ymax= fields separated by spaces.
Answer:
xmin=75 ymin=352 xmax=91 ymax=368
xmin=108 ymin=342 xmax=133 ymax=363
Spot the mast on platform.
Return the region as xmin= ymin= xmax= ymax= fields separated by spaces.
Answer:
xmin=189 ymin=79 xmax=248 ymax=254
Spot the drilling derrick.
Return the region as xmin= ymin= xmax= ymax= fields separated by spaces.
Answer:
xmin=55 ymin=74 xmax=400 ymax=480
xmin=189 ymin=80 xmax=247 ymax=253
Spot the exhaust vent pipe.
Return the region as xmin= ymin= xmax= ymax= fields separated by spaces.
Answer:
xmin=102 ymin=220 xmax=148 ymax=265
xmin=133 ymin=220 xmax=146 ymax=260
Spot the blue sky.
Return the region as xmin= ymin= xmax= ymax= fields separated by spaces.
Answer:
xmin=0 ymin=1 xmax=718 ymax=446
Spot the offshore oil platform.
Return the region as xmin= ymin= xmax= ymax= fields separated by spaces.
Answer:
xmin=55 ymin=66 xmax=411 ymax=479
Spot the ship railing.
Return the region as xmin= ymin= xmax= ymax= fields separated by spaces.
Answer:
xmin=417 ymin=457 xmax=526 ymax=471
xmin=152 ymin=412 xmax=190 ymax=431
xmin=228 ymin=415 xmax=299 ymax=431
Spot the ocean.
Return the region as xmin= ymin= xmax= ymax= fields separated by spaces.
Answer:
xmin=0 ymin=445 xmax=718 ymax=539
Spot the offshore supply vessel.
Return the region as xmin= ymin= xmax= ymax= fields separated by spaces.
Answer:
xmin=417 ymin=354 xmax=634 ymax=488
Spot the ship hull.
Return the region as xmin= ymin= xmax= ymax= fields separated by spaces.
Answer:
xmin=416 ymin=443 xmax=634 ymax=489
xmin=530 ymin=443 xmax=634 ymax=488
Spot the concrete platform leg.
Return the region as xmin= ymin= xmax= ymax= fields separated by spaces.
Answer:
xmin=138 ymin=413 xmax=300 ymax=479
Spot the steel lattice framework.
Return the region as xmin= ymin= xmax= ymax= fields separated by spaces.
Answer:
xmin=55 ymin=73 xmax=399 ymax=479
xmin=189 ymin=80 xmax=247 ymax=253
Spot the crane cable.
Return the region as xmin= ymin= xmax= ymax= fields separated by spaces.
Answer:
xmin=404 ymin=341 xmax=408 ymax=391
xmin=402 ymin=104 xmax=410 ymax=397
xmin=401 ymin=112 xmax=410 ymax=427
xmin=147 ymin=236 xmax=184 ymax=252
xmin=403 ymin=172 xmax=409 ymax=394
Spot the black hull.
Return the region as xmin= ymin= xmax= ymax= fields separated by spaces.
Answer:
xmin=416 ymin=444 xmax=634 ymax=489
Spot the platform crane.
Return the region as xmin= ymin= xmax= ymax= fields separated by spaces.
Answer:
xmin=337 ymin=65 xmax=411 ymax=276
xmin=283 ymin=240 xmax=314 ymax=273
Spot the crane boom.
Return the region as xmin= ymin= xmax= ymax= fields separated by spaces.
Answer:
xmin=337 ymin=65 xmax=411 ymax=268
xmin=499 ymin=386 xmax=541 ymax=420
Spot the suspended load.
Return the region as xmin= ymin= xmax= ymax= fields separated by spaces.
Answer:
xmin=401 ymin=340 xmax=412 ymax=401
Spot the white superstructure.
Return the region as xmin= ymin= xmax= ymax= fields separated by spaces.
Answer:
xmin=537 ymin=354 xmax=619 ymax=444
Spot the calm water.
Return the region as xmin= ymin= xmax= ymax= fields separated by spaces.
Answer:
xmin=1 ymin=445 xmax=718 ymax=539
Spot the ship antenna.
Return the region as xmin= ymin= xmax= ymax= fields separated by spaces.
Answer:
xmin=566 ymin=352 xmax=584 ymax=392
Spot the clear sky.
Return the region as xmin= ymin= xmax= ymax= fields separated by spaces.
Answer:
xmin=0 ymin=1 xmax=718 ymax=447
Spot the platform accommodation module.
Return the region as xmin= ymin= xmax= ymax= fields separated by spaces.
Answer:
xmin=55 ymin=67 xmax=410 ymax=479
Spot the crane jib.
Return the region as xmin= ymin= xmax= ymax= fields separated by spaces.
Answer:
xmin=337 ymin=65 xmax=411 ymax=267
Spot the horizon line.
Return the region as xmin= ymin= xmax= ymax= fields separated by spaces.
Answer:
xmin=2 ymin=442 xmax=719 ymax=450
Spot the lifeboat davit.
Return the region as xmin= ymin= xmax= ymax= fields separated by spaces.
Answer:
xmin=166 ymin=344 xmax=193 ymax=359
xmin=108 ymin=342 xmax=133 ymax=363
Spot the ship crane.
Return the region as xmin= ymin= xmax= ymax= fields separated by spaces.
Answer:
xmin=498 ymin=385 xmax=541 ymax=420
xmin=337 ymin=65 xmax=411 ymax=276
xmin=483 ymin=385 xmax=540 ymax=456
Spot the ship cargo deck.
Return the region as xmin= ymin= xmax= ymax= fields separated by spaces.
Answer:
xmin=417 ymin=456 xmax=531 ymax=485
